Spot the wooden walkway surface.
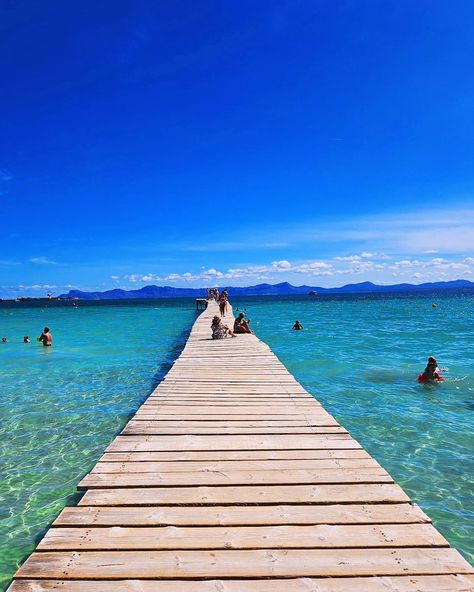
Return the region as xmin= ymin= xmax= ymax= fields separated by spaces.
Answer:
xmin=8 ymin=301 xmax=474 ymax=591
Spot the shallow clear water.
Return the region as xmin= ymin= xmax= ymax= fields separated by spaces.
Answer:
xmin=0 ymin=294 xmax=473 ymax=589
xmin=233 ymin=293 xmax=474 ymax=565
xmin=0 ymin=299 xmax=195 ymax=590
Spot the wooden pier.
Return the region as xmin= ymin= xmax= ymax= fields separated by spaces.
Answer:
xmin=8 ymin=301 xmax=474 ymax=591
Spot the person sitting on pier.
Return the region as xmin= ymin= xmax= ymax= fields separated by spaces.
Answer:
xmin=233 ymin=312 xmax=253 ymax=334
xmin=211 ymin=315 xmax=235 ymax=339
xmin=292 ymin=320 xmax=304 ymax=330
xmin=418 ymin=356 xmax=444 ymax=382
xmin=38 ymin=327 xmax=52 ymax=347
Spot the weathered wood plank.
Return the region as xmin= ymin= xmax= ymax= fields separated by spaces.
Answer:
xmin=90 ymin=458 xmax=381 ymax=473
xmin=8 ymin=575 xmax=474 ymax=592
xmin=99 ymin=449 xmax=371 ymax=462
xmin=38 ymin=523 xmax=448 ymax=551
xmin=16 ymin=548 xmax=474 ymax=579
xmin=78 ymin=483 xmax=411 ymax=506
xmin=56 ymin=503 xmax=431 ymax=526
xmin=78 ymin=466 xmax=392 ymax=489
xmin=121 ymin=426 xmax=347 ymax=435
xmin=131 ymin=415 xmax=339 ymax=424
xmin=105 ymin=434 xmax=361 ymax=452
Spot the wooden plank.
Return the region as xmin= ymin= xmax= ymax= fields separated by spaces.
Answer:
xmin=56 ymin=503 xmax=431 ymax=526
xmin=127 ymin=414 xmax=336 ymax=431
xmin=38 ymin=523 xmax=448 ymax=551
xmin=79 ymin=466 xmax=392 ymax=489
xmin=131 ymin=417 xmax=337 ymax=425
xmin=8 ymin=575 xmax=474 ymax=592
xmin=90 ymin=458 xmax=381 ymax=473
xmin=138 ymin=401 xmax=318 ymax=416
xmin=16 ymin=548 xmax=474 ymax=579
xmin=99 ymin=449 xmax=371 ymax=462
xmin=121 ymin=426 xmax=347 ymax=435
xmin=131 ymin=415 xmax=339 ymax=424
xmin=105 ymin=434 xmax=361 ymax=452
xmin=78 ymin=483 xmax=411 ymax=506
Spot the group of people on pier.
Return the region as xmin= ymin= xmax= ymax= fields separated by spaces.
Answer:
xmin=208 ymin=287 xmax=253 ymax=340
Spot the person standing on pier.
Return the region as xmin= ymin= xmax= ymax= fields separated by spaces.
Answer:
xmin=38 ymin=327 xmax=52 ymax=346
xmin=219 ymin=291 xmax=228 ymax=317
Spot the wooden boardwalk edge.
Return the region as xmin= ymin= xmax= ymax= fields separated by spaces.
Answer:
xmin=7 ymin=300 xmax=474 ymax=592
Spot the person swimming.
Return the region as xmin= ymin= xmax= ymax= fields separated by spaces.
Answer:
xmin=292 ymin=320 xmax=303 ymax=330
xmin=1 ymin=337 xmax=7 ymax=343
xmin=23 ymin=336 xmax=30 ymax=343
xmin=38 ymin=327 xmax=52 ymax=346
xmin=418 ymin=356 xmax=444 ymax=382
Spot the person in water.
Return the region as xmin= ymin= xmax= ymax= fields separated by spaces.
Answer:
xmin=418 ymin=356 xmax=443 ymax=382
xmin=234 ymin=312 xmax=253 ymax=334
xmin=23 ymin=336 xmax=30 ymax=343
xmin=1 ymin=337 xmax=7 ymax=343
xmin=292 ymin=320 xmax=303 ymax=330
xmin=38 ymin=327 xmax=52 ymax=346
xmin=211 ymin=315 xmax=235 ymax=339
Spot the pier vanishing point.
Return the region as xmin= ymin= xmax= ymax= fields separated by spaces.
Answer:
xmin=8 ymin=300 xmax=474 ymax=591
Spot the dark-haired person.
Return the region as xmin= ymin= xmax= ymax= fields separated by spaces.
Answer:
xmin=292 ymin=320 xmax=304 ymax=330
xmin=234 ymin=312 xmax=253 ymax=334
xmin=38 ymin=327 xmax=52 ymax=346
xmin=418 ymin=356 xmax=443 ymax=382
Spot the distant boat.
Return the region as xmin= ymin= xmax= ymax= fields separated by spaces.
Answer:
xmin=308 ymin=290 xmax=317 ymax=297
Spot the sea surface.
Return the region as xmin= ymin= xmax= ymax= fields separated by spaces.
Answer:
xmin=0 ymin=292 xmax=473 ymax=588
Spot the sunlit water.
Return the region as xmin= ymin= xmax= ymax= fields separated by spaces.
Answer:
xmin=233 ymin=292 xmax=474 ymax=566
xmin=0 ymin=299 xmax=195 ymax=589
xmin=0 ymin=293 xmax=473 ymax=588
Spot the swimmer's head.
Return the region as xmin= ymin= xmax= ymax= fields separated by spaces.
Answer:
xmin=44 ymin=327 xmax=50 ymax=333
xmin=428 ymin=356 xmax=437 ymax=366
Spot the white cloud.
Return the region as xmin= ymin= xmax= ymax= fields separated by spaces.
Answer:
xmin=30 ymin=256 xmax=58 ymax=265
xmin=334 ymin=255 xmax=361 ymax=262
xmin=272 ymin=260 xmax=292 ymax=270
xmin=119 ymin=246 xmax=474 ymax=289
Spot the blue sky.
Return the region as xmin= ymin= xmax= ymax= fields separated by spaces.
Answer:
xmin=1 ymin=0 xmax=474 ymax=297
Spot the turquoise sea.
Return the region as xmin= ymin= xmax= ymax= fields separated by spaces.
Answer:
xmin=0 ymin=293 xmax=473 ymax=589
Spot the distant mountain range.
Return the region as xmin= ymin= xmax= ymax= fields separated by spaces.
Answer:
xmin=59 ymin=279 xmax=474 ymax=300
